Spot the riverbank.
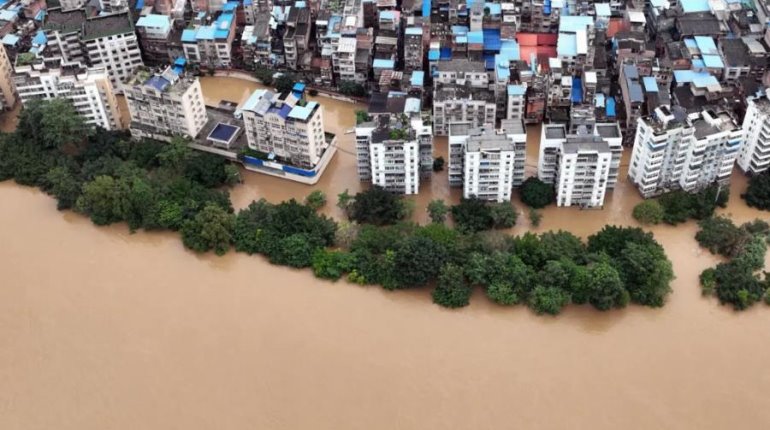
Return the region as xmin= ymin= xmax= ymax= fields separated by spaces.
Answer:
xmin=3 ymin=180 xmax=770 ymax=429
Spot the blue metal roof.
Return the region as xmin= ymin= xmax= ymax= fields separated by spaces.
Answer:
xmin=32 ymin=30 xmax=47 ymax=45
xmin=484 ymin=2 xmax=501 ymax=14
xmin=595 ymin=92 xmax=605 ymax=108
xmin=292 ymin=82 xmax=306 ymax=93
xmin=557 ymin=33 xmax=577 ymax=57
xmin=411 ymin=71 xmax=424 ymax=86
xmin=242 ymin=89 xmax=268 ymax=111
xmin=703 ymin=54 xmax=724 ymax=68
xmin=484 ymin=55 xmax=495 ymax=70
xmin=288 ymin=102 xmax=318 ymax=121
xmin=146 ymin=75 xmax=171 ymax=92
xmin=197 ymin=25 xmax=216 ymax=40
xmin=174 ymin=57 xmax=186 ymax=67
xmin=500 ymin=39 xmax=519 ymax=60
xmin=694 ymin=36 xmax=717 ymax=54
xmin=428 ymin=49 xmax=440 ymax=61
xmin=467 ymin=31 xmax=483 ymax=44
xmin=1 ymin=34 xmax=18 ymax=46
xmin=136 ymin=14 xmax=171 ymax=33
xmin=373 ymin=58 xmax=395 ymax=68
xmin=642 ymin=76 xmax=658 ymax=92
xmin=681 ymin=0 xmax=710 ymax=13
xmin=571 ymin=77 xmax=583 ymax=103
xmin=422 ymin=0 xmax=431 ymax=17
xmin=380 ymin=10 xmax=396 ymax=20
xmin=691 ymin=58 xmax=706 ymax=69
xmin=214 ymin=12 xmax=234 ymax=39
xmin=456 ymin=36 xmax=467 ymax=44
xmin=507 ymin=84 xmax=526 ymax=96
xmin=440 ymin=48 xmax=452 ymax=60
xmin=181 ymin=29 xmax=196 ymax=43
xmin=222 ymin=2 xmax=238 ymax=12
xmin=483 ymin=28 xmax=501 ymax=51
xmin=135 ymin=0 xmax=144 ymax=9
xmin=452 ymin=25 xmax=468 ymax=36
xmin=559 ymin=16 xmax=593 ymax=33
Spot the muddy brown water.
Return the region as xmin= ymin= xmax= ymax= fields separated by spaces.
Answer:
xmin=2 ymin=77 xmax=770 ymax=429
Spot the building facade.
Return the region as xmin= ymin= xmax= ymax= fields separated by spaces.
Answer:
xmin=628 ymin=106 xmax=744 ymax=198
xmin=739 ymin=94 xmax=770 ymax=174
xmin=0 ymin=44 xmax=16 ymax=110
xmin=14 ymin=57 xmax=122 ymax=130
xmin=81 ymin=13 xmax=144 ymax=90
xmin=555 ymin=135 xmax=613 ymax=208
xmin=123 ymin=66 xmax=208 ymax=141
xmin=240 ymin=88 xmax=328 ymax=169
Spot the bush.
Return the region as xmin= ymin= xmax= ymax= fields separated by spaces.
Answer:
xmin=451 ymin=198 xmax=493 ymax=233
xmin=519 ymin=177 xmax=554 ymax=209
xmin=700 ymin=268 xmax=716 ymax=296
xmin=355 ymin=110 xmax=369 ymax=125
xmin=312 ymin=249 xmax=355 ymax=280
xmin=432 ymin=156 xmax=445 ymax=172
xmin=427 ymin=199 xmax=449 ymax=224
xmin=713 ymin=261 xmax=765 ymax=310
xmin=305 ymin=190 xmax=327 ymax=210
xmin=181 ymin=203 xmax=235 ymax=256
xmin=349 ymin=187 xmax=406 ymax=225
xmin=528 ymin=285 xmax=570 ymax=315
xmin=632 ymin=200 xmax=664 ymax=225
xmin=528 ymin=208 xmax=542 ymax=227
xmin=432 ymin=263 xmax=472 ymax=308
xmin=742 ymin=171 xmax=770 ymax=210
xmin=489 ymin=202 xmax=517 ymax=229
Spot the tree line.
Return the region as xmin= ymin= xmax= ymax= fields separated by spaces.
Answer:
xmin=0 ymin=99 xmax=676 ymax=315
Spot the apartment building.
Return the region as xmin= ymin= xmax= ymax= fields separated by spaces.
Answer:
xmin=181 ymin=8 xmax=237 ymax=68
xmin=507 ymin=84 xmax=526 ymax=121
xmin=81 ymin=13 xmax=143 ymax=90
xmin=43 ymin=9 xmax=88 ymax=65
xmin=0 ymin=43 xmax=16 ymax=110
xmin=334 ymin=36 xmax=362 ymax=83
xmin=13 ymin=57 xmax=122 ymax=130
xmin=404 ymin=26 xmax=423 ymax=72
xmin=283 ymin=6 xmax=312 ymax=70
xmin=739 ymin=93 xmax=770 ymax=174
xmin=240 ymin=88 xmax=328 ymax=169
xmin=135 ymin=14 xmax=183 ymax=66
xmin=448 ymin=120 xmax=527 ymax=202
xmin=555 ymin=135 xmax=613 ymax=208
xmin=433 ymin=59 xmax=496 ymax=136
xmin=628 ymin=106 xmax=744 ymax=198
xmin=355 ymin=115 xmax=422 ymax=194
xmin=538 ymin=123 xmax=567 ymax=184
xmin=123 ymin=66 xmax=208 ymax=141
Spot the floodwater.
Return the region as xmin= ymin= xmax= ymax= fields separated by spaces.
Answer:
xmin=2 ymin=77 xmax=770 ymax=429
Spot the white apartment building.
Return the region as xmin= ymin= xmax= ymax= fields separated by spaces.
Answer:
xmin=538 ymin=123 xmax=567 ymax=184
xmin=181 ymin=9 xmax=236 ymax=68
xmin=14 ymin=57 xmax=122 ymax=130
xmin=628 ymin=106 xmax=744 ymax=198
xmin=555 ymin=135 xmax=613 ymax=208
xmin=123 ymin=66 xmax=208 ymax=141
xmin=356 ymin=115 xmax=421 ymax=195
xmin=448 ymin=120 xmax=527 ymax=202
xmin=81 ymin=13 xmax=144 ymax=90
xmin=507 ymin=84 xmax=526 ymax=121
xmin=240 ymin=88 xmax=328 ymax=169
xmin=334 ymin=37 xmax=359 ymax=83
xmin=593 ymin=123 xmax=624 ymax=188
xmin=738 ymin=93 xmax=770 ymax=174
xmin=0 ymin=44 xmax=16 ymax=110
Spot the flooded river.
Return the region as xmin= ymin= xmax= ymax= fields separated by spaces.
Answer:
xmin=2 ymin=76 xmax=770 ymax=429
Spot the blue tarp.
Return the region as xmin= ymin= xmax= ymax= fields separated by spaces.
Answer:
xmin=422 ymin=0 xmax=431 ymax=17
xmin=606 ymin=97 xmax=616 ymax=117
xmin=135 ymin=0 xmax=144 ymax=9
xmin=571 ymin=77 xmax=583 ymax=103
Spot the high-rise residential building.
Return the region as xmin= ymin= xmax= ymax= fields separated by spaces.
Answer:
xmin=448 ymin=120 xmax=527 ymax=202
xmin=628 ymin=106 xmax=744 ymax=198
xmin=240 ymin=87 xmax=328 ymax=169
xmin=0 ymin=44 xmax=16 ymax=110
xmin=355 ymin=114 xmax=430 ymax=194
xmin=555 ymin=134 xmax=613 ymax=208
xmin=507 ymin=84 xmax=526 ymax=121
xmin=122 ymin=66 xmax=208 ymax=141
xmin=181 ymin=8 xmax=237 ymax=68
xmin=593 ymin=122 xmax=623 ymax=188
xmin=538 ymin=123 xmax=568 ymax=184
xmin=334 ymin=36 xmax=359 ymax=83
xmin=738 ymin=93 xmax=770 ymax=174
xmin=13 ymin=57 xmax=122 ymax=130
xmin=135 ymin=14 xmax=183 ymax=66
xmin=433 ymin=59 xmax=496 ymax=136
xmin=81 ymin=13 xmax=143 ymax=90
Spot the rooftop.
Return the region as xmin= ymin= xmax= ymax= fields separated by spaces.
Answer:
xmin=82 ymin=13 xmax=133 ymax=41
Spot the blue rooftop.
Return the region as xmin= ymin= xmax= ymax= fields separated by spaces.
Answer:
xmin=380 ymin=10 xmax=396 ymax=20
xmin=495 ymin=54 xmax=510 ymax=79
xmin=557 ymin=33 xmax=577 ymax=57
xmin=32 ymin=30 xmax=47 ymax=46
xmin=500 ymin=39 xmax=520 ymax=60
xmin=674 ymin=70 xmax=719 ymax=87
xmin=146 ymin=75 xmax=171 ymax=92
xmin=208 ymin=123 xmax=240 ymax=142
xmin=452 ymin=25 xmax=468 ymax=36
xmin=440 ymin=48 xmax=452 ymax=60
xmin=484 ymin=2 xmax=501 ymax=15
xmin=0 ymin=10 xmax=17 ymax=21
xmin=174 ymin=57 xmax=186 ymax=66
xmin=703 ymin=54 xmax=724 ymax=68
xmin=1 ymin=34 xmax=18 ymax=46
xmin=428 ymin=49 xmax=440 ymax=61
xmin=411 ymin=71 xmax=424 ymax=87
xmin=606 ymin=97 xmax=616 ymax=117
xmin=181 ymin=29 xmax=196 ymax=43
xmin=691 ymin=58 xmax=706 ymax=69
xmin=595 ymin=92 xmax=605 ymax=108
xmin=681 ymin=0 xmax=710 ymax=13
xmin=135 ymin=0 xmax=144 ymax=9
xmin=373 ymin=58 xmax=395 ymax=68
xmin=288 ymin=102 xmax=318 ymax=121
xmin=571 ymin=77 xmax=583 ymax=104
xmin=292 ymin=82 xmax=306 ymax=93
xmin=136 ymin=14 xmax=171 ymax=33
xmin=422 ymin=0 xmax=431 ymax=17
xmin=595 ymin=3 xmax=611 ymax=16
xmin=642 ymin=76 xmax=658 ymax=92
xmin=507 ymin=84 xmax=526 ymax=96
xmin=214 ymin=12 xmax=234 ymax=39
xmin=483 ymin=28 xmax=501 ymax=51
xmin=222 ymin=2 xmax=238 ymax=12
xmin=559 ymin=15 xmax=593 ymax=33
xmin=242 ymin=89 xmax=268 ymax=112
xmin=468 ymin=31 xmax=483 ymax=44
xmin=694 ymin=36 xmax=717 ymax=55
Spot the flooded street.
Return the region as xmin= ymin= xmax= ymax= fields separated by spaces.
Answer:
xmin=2 ymin=76 xmax=770 ymax=429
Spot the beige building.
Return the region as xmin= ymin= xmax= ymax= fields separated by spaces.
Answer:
xmin=0 ymin=46 xmax=16 ymax=110
xmin=13 ymin=56 xmax=121 ymax=130
xmin=122 ymin=66 xmax=208 ymax=141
